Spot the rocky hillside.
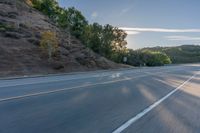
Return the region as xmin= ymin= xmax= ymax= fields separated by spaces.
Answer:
xmin=0 ymin=0 xmax=123 ymax=77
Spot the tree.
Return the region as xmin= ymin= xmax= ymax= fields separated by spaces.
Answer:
xmin=110 ymin=27 xmax=128 ymax=62
xmin=40 ymin=31 xmax=59 ymax=60
xmin=31 ymin=1 xmax=129 ymax=64
xmin=143 ymin=51 xmax=171 ymax=66
xmin=90 ymin=23 xmax=103 ymax=54
xmin=80 ymin=23 xmax=128 ymax=63
xmin=127 ymin=50 xmax=172 ymax=66
xmin=126 ymin=50 xmax=145 ymax=66
xmin=57 ymin=9 xmax=69 ymax=28
xmin=31 ymin=0 xmax=59 ymax=20
xmin=80 ymin=24 xmax=93 ymax=48
xmin=101 ymin=24 xmax=115 ymax=58
xmin=66 ymin=7 xmax=88 ymax=38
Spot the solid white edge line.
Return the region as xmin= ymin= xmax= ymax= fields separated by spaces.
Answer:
xmin=112 ymin=72 xmax=198 ymax=133
xmin=0 ymin=77 xmax=130 ymax=102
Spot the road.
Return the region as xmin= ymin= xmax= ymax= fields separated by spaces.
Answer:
xmin=0 ymin=64 xmax=200 ymax=133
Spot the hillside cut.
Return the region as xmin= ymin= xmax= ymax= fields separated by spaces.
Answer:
xmin=0 ymin=0 xmax=121 ymax=77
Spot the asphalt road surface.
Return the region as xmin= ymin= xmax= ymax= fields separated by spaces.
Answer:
xmin=0 ymin=64 xmax=200 ymax=133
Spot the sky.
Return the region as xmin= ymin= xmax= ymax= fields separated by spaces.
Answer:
xmin=58 ymin=0 xmax=200 ymax=49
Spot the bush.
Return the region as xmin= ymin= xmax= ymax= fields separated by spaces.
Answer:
xmin=127 ymin=50 xmax=171 ymax=66
xmin=40 ymin=31 xmax=59 ymax=60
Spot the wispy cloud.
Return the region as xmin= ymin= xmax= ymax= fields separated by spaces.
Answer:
xmin=166 ymin=36 xmax=200 ymax=41
xmin=125 ymin=31 xmax=140 ymax=35
xmin=121 ymin=7 xmax=132 ymax=14
xmin=91 ymin=12 xmax=98 ymax=19
xmin=120 ymin=27 xmax=200 ymax=35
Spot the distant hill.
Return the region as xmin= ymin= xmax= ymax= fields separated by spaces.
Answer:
xmin=141 ymin=45 xmax=200 ymax=64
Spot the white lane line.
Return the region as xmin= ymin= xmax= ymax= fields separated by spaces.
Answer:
xmin=0 ymin=77 xmax=132 ymax=102
xmin=0 ymin=73 xmax=109 ymax=88
xmin=112 ymin=72 xmax=198 ymax=133
xmin=0 ymin=69 xmax=184 ymax=102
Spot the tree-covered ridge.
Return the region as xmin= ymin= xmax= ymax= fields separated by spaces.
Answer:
xmin=140 ymin=45 xmax=200 ymax=64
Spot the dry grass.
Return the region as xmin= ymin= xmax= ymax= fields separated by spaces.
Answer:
xmin=25 ymin=0 xmax=33 ymax=6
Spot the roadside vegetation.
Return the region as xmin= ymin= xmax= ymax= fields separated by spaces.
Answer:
xmin=27 ymin=0 xmax=172 ymax=66
xmin=40 ymin=31 xmax=59 ymax=60
xmin=141 ymin=45 xmax=200 ymax=64
xmin=127 ymin=50 xmax=171 ymax=66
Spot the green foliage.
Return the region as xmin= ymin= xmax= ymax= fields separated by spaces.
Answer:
xmin=0 ymin=23 xmax=15 ymax=32
xmin=67 ymin=7 xmax=88 ymax=38
xmin=32 ymin=1 xmax=88 ymax=36
xmin=141 ymin=45 xmax=200 ymax=64
xmin=126 ymin=50 xmax=144 ymax=66
xmin=81 ymin=23 xmax=128 ymax=62
xmin=31 ymin=0 xmax=59 ymax=19
xmin=31 ymin=0 xmax=128 ymax=63
xmin=143 ymin=51 xmax=171 ymax=66
xmin=127 ymin=50 xmax=171 ymax=66
xmin=81 ymin=23 xmax=103 ymax=53
xmin=56 ymin=9 xmax=69 ymax=28
xmin=110 ymin=27 xmax=128 ymax=62
xmin=83 ymin=24 xmax=115 ymax=58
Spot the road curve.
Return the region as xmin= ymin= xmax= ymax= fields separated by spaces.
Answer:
xmin=0 ymin=64 xmax=200 ymax=133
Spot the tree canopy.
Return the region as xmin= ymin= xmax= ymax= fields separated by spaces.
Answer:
xmin=127 ymin=50 xmax=172 ymax=66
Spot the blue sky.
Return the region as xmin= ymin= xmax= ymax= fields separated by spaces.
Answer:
xmin=58 ymin=0 xmax=200 ymax=49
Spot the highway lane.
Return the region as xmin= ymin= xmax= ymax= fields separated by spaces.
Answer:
xmin=123 ymin=73 xmax=200 ymax=133
xmin=0 ymin=64 xmax=199 ymax=133
xmin=0 ymin=65 xmax=190 ymax=88
xmin=0 ymin=65 xmax=195 ymax=100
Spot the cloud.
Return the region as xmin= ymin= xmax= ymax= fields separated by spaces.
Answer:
xmin=121 ymin=7 xmax=132 ymax=14
xmin=119 ymin=27 xmax=200 ymax=35
xmin=166 ymin=36 xmax=200 ymax=41
xmin=91 ymin=12 xmax=98 ymax=19
xmin=119 ymin=7 xmax=132 ymax=16
xmin=125 ymin=31 xmax=140 ymax=35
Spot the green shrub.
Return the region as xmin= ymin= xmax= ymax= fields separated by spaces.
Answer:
xmin=0 ymin=23 xmax=15 ymax=31
xmin=127 ymin=50 xmax=171 ymax=66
